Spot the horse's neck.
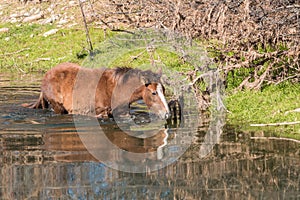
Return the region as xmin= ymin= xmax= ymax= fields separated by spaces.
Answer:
xmin=129 ymin=85 xmax=144 ymax=103
xmin=110 ymin=78 xmax=144 ymax=110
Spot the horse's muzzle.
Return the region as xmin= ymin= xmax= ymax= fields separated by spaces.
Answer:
xmin=164 ymin=112 xmax=171 ymax=119
xmin=158 ymin=111 xmax=171 ymax=120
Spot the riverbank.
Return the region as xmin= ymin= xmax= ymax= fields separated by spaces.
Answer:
xmin=226 ymin=84 xmax=300 ymax=140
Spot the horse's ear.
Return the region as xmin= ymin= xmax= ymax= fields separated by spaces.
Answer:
xmin=140 ymin=76 xmax=148 ymax=86
xmin=141 ymin=77 xmax=151 ymax=87
xmin=157 ymin=66 xmax=162 ymax=76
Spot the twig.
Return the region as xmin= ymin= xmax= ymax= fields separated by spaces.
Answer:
xmin=0 ymin=48 xmax=31 ymax=57
xmin=250 ymin=121 xmax=300 ymax=127
xmin=111 ymin=29 xmax=135 ymax=34
xmin=275 ymin=74 xmax=300 ymax=85
xmin=34 ymin=58 xmax=51 ymax=62
xmin=189 ymin=73 xmax=206 ymax=86
xmin=78 ymin=0 xmax=93 ymax=52
xmin=130 ymin=49 xmax=146 ymax=62
xmin=251 ymin=136 xmax=300 ymax=143
xmin=284 ymin=108 xmax=300 ymax=115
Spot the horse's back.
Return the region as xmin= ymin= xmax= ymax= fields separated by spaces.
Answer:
xmin=42 ymin=62 xmax=80 ymax=84
xmin=41 ymin=62 xmax=109 ymax=114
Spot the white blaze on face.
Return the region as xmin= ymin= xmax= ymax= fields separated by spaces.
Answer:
xmin=157 ymin=83 xmax=170 ymax=114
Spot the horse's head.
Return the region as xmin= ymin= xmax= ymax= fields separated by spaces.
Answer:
xmin=142 ymin=82 xmax=171 ymax=119
xmin=113 ymin=67 xmax=171 ymax=119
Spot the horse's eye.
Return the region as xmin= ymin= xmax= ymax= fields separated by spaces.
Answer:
xmin=152 ymin=91 xmax=157 ymax=95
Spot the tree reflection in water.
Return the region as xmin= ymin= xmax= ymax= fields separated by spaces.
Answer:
xmin=0 ymin=121 xmax=299 ymax=199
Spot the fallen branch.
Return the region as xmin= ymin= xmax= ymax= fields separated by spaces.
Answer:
xmin=275 ymin=74 xmax=300 ymax=85
xmin=0 ymin=48 xmax=31 ymax=57
xmin=34 ymin=57 xmax=51 ymax=62
xmin=251 ymin=136 xmax=300 ymax=143
xmin=250 ymin=121 xmax=300 ymax=127
xmin=130 ymin=49 xmax=146 ymax=62
xmin=78 ymin=0 xmax=93 ymax=52
xmin=284 ymin=108 xmax=300 ymax=115
xmin=189 ymin=73 xmax=206 ymax=86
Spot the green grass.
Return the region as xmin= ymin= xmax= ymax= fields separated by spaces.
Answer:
xmin=107 ymin=48 xmax=193 ymax=72
xmin=82 ymin=30 xmax=195 ymax=72
xmin=225 ymin=82 xmax=300 ymax=139
xmin=0 ymin=23 xmax=106 ymax=73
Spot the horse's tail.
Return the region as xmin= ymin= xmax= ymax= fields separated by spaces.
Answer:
xmin=22 ymin=92 xmax=48 ymax=109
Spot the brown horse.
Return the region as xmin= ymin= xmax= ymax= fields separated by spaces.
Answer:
xmin=23 ymin=62 xmax=171 ymax=119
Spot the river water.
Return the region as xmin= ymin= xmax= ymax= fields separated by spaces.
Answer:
xmin=0 ymin=73 xmax=299 ymax=199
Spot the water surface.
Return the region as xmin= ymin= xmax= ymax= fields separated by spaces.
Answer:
xmin=0 ymin=73 xmax=299 ymax=199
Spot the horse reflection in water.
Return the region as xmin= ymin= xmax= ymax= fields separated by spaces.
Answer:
xmin=23 ymin=62 xmax=170 ymax=119
xmin=43 ymin=122 xmax=175 ymax=162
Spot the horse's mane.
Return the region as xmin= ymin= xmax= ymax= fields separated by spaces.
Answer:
xmin=113 ymin=67 xmax=161 ymax=84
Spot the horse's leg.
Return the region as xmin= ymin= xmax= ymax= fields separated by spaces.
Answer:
xmin=22 ymin=92 xmax=48 ymax=109
xmin=95 ymin=107 xmax=112 ymax=118
xmin=49 ymin=101 xmax=68 ymax=114
xmin=38 ymin=92 xmax=49 ymax=109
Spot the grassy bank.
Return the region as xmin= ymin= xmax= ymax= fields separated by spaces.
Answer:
xmin=1 ymin=23 xmax=299 ymax=139
xmin=225 ymin=83 xmax=300 ymax=139
xmin=0 ymin=23 xmax=106 ymax=73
